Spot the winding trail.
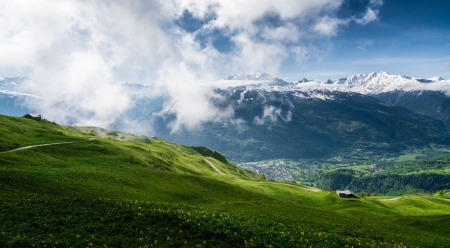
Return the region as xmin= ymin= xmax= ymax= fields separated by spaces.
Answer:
xmin=421 ymin=196 xmax=450 ymax=202
xmin=0 ymin=139 xmax=95 ymax=154
xmin=378 ymin=196 xmax=450 ymax=203
xmin=203 ymin=158 xmax=225 ymax=175
xmin=378 ymin=197 xmax=402 ymax=202
xmin=238 ymin=179 xmax=321 ymax=192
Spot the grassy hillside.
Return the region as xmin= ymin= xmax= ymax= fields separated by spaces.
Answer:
xmin=1 ymin=114 xmax=450 ymax=247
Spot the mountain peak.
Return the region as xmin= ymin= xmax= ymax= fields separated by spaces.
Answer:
xmin=427 ymin=76 xmax=445 ymax=82
xmin=297 ymin=78 xmax=313 ymax=83
xmin=326 ymin=71 xmax=421 ymax=94
xmin=225 ymin=72 xmax=289 ymax=86
xmin=226 ymin=71 xmax=275 ymax=81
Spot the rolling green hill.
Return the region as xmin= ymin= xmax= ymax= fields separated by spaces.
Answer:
xmin=1 ymin=114 xmax=450 ymax=247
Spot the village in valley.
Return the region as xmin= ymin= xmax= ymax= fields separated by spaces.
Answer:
xmin=239 ymin=158 xmax=388 ymax=184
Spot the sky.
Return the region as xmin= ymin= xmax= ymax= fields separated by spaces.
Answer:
xmin=0 ymin=0 xmax=449 ymax=130
xmin=283 ymin=0 xmax=450 ymax=82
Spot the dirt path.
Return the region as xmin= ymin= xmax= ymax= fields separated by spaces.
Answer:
xmin=203 ymin=158 xmax=225 ymax=175
xmin=378 ymin=196 xmax=450 ymax=203
xmin=0 ymin=139 xmax=94 ymax=154
xmin=278 ymin=183 xmax=322 ymax=192
xmin=238 ymin=179 xmax=321 ymax=192
xmin=421 ymin=196 xmax=450 ymax=202
xmin=378 ymin=197 xmax=402 ymax=202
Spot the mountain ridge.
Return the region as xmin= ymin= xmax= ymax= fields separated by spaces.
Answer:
xmin=223 ymin=71 xmax=447 ymax=95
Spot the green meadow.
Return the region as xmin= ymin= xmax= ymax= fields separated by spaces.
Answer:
xmin=1 ymin=114 xmax=450 ymax=247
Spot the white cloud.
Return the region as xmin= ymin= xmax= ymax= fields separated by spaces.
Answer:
xmin=354 ymin=1 xmax=383 ymax=26
xmin=19 ymin=52 xmax=131 ymax=127
xmin=169 ymin=0 xmax=344 ymax=32
xmin=291 ymin=46 xmax=310 ymax=63
xmin=355 ymin=8 xmax=379 ymax=25
xmin=230 ymin=34 xmax=287 ymax=76
xmin=370 ymin=0 xmax=384 ymax=7
xmin=261 ymin=24 xmax=301 ymax=42
xmin=1 ymin=0 xmax=167 ymax=127
xmin=155 ymin=61 xmax=234 ymax=133
xmin=0 ymin=0 xmax=383 ymax=132
xmin=314 ymin=16 xmax=350 ymax=36
xmin=254 ymin=105 xmax=292 ymax=125
xmin=403 ymin=80 xmax=450 ymax=97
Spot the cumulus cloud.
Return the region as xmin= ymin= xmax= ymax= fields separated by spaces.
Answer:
xmin=0 ymin=0 xmax=383 ymax=132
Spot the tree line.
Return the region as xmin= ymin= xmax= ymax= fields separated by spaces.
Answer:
xmin=318 ymin=170 xmax=450 ymax=195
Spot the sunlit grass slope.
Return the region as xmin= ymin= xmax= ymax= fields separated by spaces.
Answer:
xmin=0 ymin=115 xmax=84 ymax=151
xmin=1 ymin=114 xmax=450 ymax=247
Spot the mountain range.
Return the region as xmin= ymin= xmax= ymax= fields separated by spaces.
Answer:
xmin=153 ymin=72 xmax=450 ymax=162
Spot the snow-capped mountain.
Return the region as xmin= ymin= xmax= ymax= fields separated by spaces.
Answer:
xmin=226 ymin=71 xmax=278 ymax=81
xmin=325 ymin=71 xmax=447 ymax=94
xmin=223 ymin=71 xmax=447 ymax=96
xmin=221 ymin=72 xmax=337 ymax=100
xmin=221 ymin=71 xmax=450 ymax=129
xmin=417 ymin=77 xmax=445 ymax=83
xmin=221 ymin=71 xmax=427 ymax=100
xmin=326 ymin=71 xmax=420 ymax=94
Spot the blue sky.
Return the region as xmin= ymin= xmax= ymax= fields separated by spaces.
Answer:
xmin=281 ymin=0 xmax=450 ymax=81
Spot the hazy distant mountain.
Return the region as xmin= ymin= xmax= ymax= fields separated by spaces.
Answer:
xmin=226 ymin=71 xmax=284 ymax=82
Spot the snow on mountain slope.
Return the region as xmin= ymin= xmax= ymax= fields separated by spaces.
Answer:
xmin=223 ymin=71 xmax=447 ymax=97
xmin=320 ymin=71 xmax=449 ymax=95
xmin=226 ymin=71 xmax=277 ymax=81
xmin=221 ymin=75 xmax=336 ymax=100
xmin=326 ymin=71 xmax=420 ymax=94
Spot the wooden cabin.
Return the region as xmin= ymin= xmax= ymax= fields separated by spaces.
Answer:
xmin=23 ymin=113 xmax=41 ymax=121
xmin=336 ymin=190 xmax=358 ymax=198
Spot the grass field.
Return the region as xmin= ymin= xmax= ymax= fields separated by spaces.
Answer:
xmin=1 ymin=114 xmax=450 ymax=247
